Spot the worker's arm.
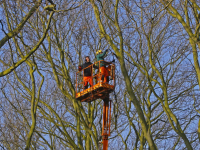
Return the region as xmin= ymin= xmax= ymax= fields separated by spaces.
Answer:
xmin=98 ymin=49 xmax=108 ymax=58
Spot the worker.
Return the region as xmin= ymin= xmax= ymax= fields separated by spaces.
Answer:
xmin=96 ymin=49 xmax=112 ymax=83
xmin=78 ymin=56 xmax=93 ymax=89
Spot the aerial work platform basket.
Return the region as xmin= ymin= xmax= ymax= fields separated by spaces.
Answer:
xmin=75 ymin=60 xmax=115 ymax=102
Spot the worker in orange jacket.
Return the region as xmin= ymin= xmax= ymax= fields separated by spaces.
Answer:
xmin=78 ymin=56 xmax=93 ymax=89
xmin=96 ymin=49 xmax=113 ymax=83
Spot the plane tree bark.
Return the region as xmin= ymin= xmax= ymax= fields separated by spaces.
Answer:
xmin=88 ymin=0 xmax=198 ymax=149
xmin=159 ymin=0 xmax=200 ymax=146
xmin=88 ymin=0 xmax=157 ymax=149
xmin=0 ymin=0 xmax=54 ymax=77
xmin=0 ymin=0 xmax=199 ymax=149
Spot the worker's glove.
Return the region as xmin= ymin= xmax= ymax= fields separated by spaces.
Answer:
xmin=78 ymin=66 xmax=82 ymax=71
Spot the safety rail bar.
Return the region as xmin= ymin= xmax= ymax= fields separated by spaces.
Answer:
xmin=75 ymin=60 xmax=115 ymax=96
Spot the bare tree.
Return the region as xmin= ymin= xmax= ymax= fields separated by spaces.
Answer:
xmin=0 ymin=0 xmax=199 ymax=150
